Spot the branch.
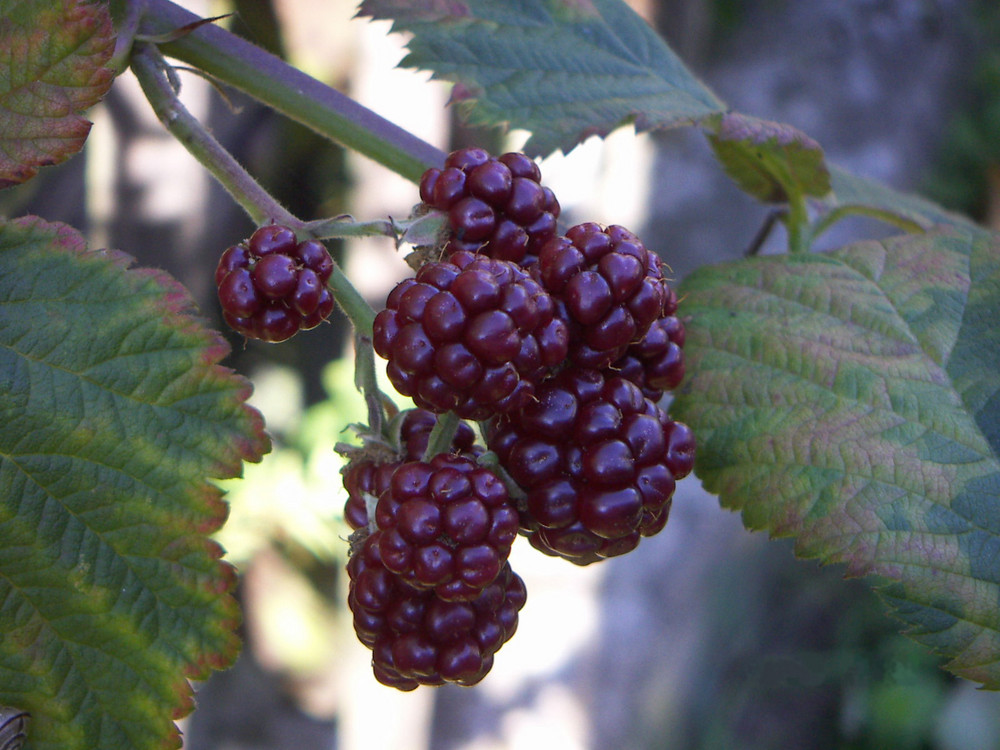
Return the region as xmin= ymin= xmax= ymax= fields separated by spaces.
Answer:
xmin=139 ymin=0 xmax=446 ymax=183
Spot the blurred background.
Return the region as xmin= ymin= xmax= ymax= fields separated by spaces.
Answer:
xmin=4 ymin=0 xmax=1000 ymax=747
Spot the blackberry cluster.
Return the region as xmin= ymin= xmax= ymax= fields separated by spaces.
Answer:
xmin=373 ymin=250 xmax=568 ymax=419
xmin=215 ymin=224 xmax=335 ymax=342
xmin=487 ymin=369 xmax=695 ymax=565
xmin=348 ymin=532 xmax=526 ymax=689
xmin=347 ymin=147 xmax=694 ymax=690
xmin=419 ymin=147 xmax=561 ymax=266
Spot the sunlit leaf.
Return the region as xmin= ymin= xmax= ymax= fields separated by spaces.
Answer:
xmin=358 ymin=0 xmax=725 ymax=157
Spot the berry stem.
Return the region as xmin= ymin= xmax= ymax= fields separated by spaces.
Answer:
xmin=810 ymin=204 xmax=926 ymax=242
xmin=138 ymin=0 xmax=446 ymax=183
xmin=422 ymin=411 xmax=460 ymax=462
xmin=130 ymin=43 xmax=298 ymax=228
xmin=353 ymin=332 xmax=387 ymax=435
xmin=784 ymin=189 xmax=812 ymax=254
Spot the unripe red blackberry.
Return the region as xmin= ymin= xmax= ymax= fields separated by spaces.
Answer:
xmin=348 ymin=529 xmax=526 ymax=689
xmin=487 ymin=368 xmax=695 ymax=565
xmin=342 ymin=409 xmax=482 ymax=532
xmin=373 ymin=251 xmax=568 ymax=419
xmin=418 ymin=147 xmax=561 ymax=267
xmin=536 ymin=223 xmax=672 ymax=369
xmin=374 ymin=454 xmax=520 ymax=601
xmin=215 ymin=225 xmax=335 ymax=342
xmin=610 ymin=314 xmax=686 ymax=401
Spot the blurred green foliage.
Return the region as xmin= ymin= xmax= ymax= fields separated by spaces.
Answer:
xmin=924 ymin=1 xmax=1000 ymax=222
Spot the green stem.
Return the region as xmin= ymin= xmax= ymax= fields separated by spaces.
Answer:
xmin=130 ymin=42 xmax=297 ymax=228
xmin=810 ymin=204 xmax=927 ymax=242
xmin=784 ymin=190 xmax=812 ymax=253
xmin=138 ymin=0 xmax=445 ymax=183
xmin=353 ymin=332 xmax=386 ymax=435
xmin=422 ymin=412 xmax=459 ymax=463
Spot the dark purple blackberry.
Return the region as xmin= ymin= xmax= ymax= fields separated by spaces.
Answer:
xmin=418 ymin=147 xmax=561 ymax=267
xmin=342 ymin=409 xmax=482 ymax=532
xmin=487 ymin=368 xmax=695 ymax=565
xmin=348 ymin=529 xmax=526 ymax=689
xmin=535 ymin=223 xmax=672 ymax=369
xmin=373 ymin=251 xmax=568 ymax=419
xmin=215 ymin=225 xmax=335 ymax=342
xmin=609 ymin=313 xmax=686 ymax=401
xmin=374 ymin=454 xmax=520 ymax=601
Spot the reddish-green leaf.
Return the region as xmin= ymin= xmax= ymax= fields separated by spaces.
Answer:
xmin=0 ymin=217 xmax=268 ymax=749
xmin=0 ymin=0 xmax=115 ymax=188
xmin=357 ymin=0 xmax=725 ymax=157
xmin=706 ymin=112 xmax=831 ymax=203
xmin=671 ymin=226 xmax=1000 ymax=687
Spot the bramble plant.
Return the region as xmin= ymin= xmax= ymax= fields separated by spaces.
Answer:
xmin=1 ymin=0 xmax=999 ymax=747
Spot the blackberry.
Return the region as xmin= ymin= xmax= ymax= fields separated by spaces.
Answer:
xmin=610 ymin=313 xmax=686 ymax=402
xmin=536 ymin=223 xmax=671 ymax=369
xmin=487 ymin=368 xmax=695 ymax=565
xmin=374 ymin=454 xmax=520 ymax=601
xmin=373 ymin=251 xmax=568 ymax=419
xmin=348 ymin=529 xmax=526 ymax=689
xmin=418 ymin=148 xmax=561 ymax=267
xmin=342 ymin=409 xmax=482 ymax=532
xmin=215 ymin=225 xmax=335 ymax=342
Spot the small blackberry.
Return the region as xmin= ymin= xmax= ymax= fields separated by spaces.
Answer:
xmin=373 ymin=251 xmax=568 ymax=419
xmin=215 ymin=225 xmax=335 ymax=342
xmin=487 ymin=368 xmax=695 ymax=565
xmin=348 ymin=530 xmax=526 ymax=689
xmin=418 ymin=147 xmax=561 ymax=267
xmin=536 ymin=223 xmax=671 ymax=369
xmin=374 ymin=454 xmax=520 ymax=601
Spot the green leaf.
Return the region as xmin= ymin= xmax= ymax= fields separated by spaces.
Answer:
xmin=0 ymin=217 xmax=269 ymax=749
xmin=706 ymin=112 xmax=831 ymax=203
xmin=357 ymin=0 xmax=725 ymax=157
xmin=671 ymin=226 xmax=1000 ymax=687
xmin=0 ymin=0 xmax=115 ymax=188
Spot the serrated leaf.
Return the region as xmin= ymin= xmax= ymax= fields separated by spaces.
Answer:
xmin=827 ymin=164 xmax=978 ymax=231
xmin=358 ymin=0 xmax=725 ymax=157
xmin=706 ymin=112 xmax=831 ymax=203
xmin=0 ymin=0 xmax=115 ymax=188
xmin=671 ymin=226 xmax=1000 ymax=687
xmin=0 ymin=217 xmax=269 ymax=749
